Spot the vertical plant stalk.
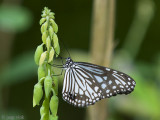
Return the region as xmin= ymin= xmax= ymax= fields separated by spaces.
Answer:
xmin=33 ymin=7 xmax=60 ymax=120
xmin=122 ymin=0 xmax=154 ymax=60
xmin=87 ymin=0 xmax=115 ymax=120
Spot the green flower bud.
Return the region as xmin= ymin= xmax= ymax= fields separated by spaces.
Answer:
xmin=40 ymin=106 xmax=45 ymax=117
xmin=40 ymin=98 xmax=49 ymax=120
xmin=46 ymin=37 xmax=51 ymax=51
xmin=41 ymin=24 xmax=45 ymax=33
xmin=36 ymin=7 xmax=60 ymax=120
xmin=49 ymin=26 xmax=54 ymax=39
xmin=40 ymin=114 xmax=45 ymax=120
xmin=52 ymin=76 xmax=58 ymax=95
xmin=49 ymin=115 xmax=54 ymax=120
xmin=38 ymin=65 xmax=46 ymax=81
xmin=46 ymin=16 xmax=49 ymax=21
xmin=42 ymin=32 xmax=47 ymax=44
xmin=54 ymin=42 xmax=60 ymax=57
xmin=34 ymin=44 xmax=43 ymax=65
xmin=43 ymin=22 xmax=48 ymax=32
xmin=50 ymin=16 xmax=55 ymax=20
xmin=48 ymin=47 xmax=55 ymax=63
xmin=41 ymin=13 xmax=46 ymax=18
xmin=50 ymin=95 xmax=58 ymax=117
xmin=39 ymin=51 xmax=47 ymax=66
xmin=50 ymin=115 xmax=58 ymax=120
xmin=50 ymin=19 xmax=58 ymax=33
xmin=53 ymin=33 xmax=58 ymax=48
xmin=40 ymin=18 xmax=46 ymax=25
xmin=33 ymin=83 xmax=43 ymax=107
xmin=44 ymin=75 xmax=52 ymax=98
xmin=49 ymin=12 xmax=55 ymax=18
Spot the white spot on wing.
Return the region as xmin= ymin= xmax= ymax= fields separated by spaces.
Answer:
xmin=132 ymin=81 xmax=136 ymax=85
xmin=106 ymin=68 xmax=110 ymax=71
xmin=128 ymin=82 xmax=131 ymax=85
xmin=113 ymin=71 xmax=117 ymax=73
xmin=106 ymin=89 xmax=110 ymax=93
xmin=108 ymin=80 xmax=112 ymax=85
xmin=94 ymin=93 xmax=98 ymax=97
xmin=101 ymin=83 xmax=106 ymax=89
xmin=112 ymin=86 xmax=116 ymax=89
xmin=94 ymin=86 xmax=99 ymax=92
xmin=120 ymin=85 xmax=124 ymax=88
xmin=103 ymin=76 xmax=107 ymax=80
xmin=95 ymin=75 xmax=103 ymax=83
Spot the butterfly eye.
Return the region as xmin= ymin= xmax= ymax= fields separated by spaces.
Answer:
xmin=66 ymin=57 xmax=70 ymax=61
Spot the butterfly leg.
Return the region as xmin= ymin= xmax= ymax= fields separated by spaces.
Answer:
xmin=49 ymin=63 xmax=64 ymax=68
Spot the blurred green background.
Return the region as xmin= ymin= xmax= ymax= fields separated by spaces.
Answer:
xmin=0 ymin=0 xmax=160 ymax=120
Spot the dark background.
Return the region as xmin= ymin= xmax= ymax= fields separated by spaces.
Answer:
xmin=0 ymin=0 xmax=160 ymax=120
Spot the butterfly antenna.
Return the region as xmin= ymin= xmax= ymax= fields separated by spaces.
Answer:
xmin=60 ymin=39 xmax=71 ymax=58
xmin=52 ymin=47 xmax=66 ymax=60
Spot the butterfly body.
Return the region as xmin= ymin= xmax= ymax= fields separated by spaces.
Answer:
xmin=62 ymin=57 xmax=136 ymax=107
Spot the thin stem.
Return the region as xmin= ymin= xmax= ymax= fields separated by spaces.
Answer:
xmin=49 ymin=64 xmax=63 ymax=67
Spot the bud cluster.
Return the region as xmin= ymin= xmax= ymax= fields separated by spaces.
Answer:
xmin=33 ymin=7 xmax=59 ymax=120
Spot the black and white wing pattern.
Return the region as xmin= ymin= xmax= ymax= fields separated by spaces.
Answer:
xmin=62 ymin=59 xmax=136 ymax=107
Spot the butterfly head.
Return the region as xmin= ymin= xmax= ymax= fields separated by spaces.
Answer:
xmin=64 ymin=57 xmax=74 ymax=68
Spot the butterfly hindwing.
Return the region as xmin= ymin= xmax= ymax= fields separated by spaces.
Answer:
xmin=62 ymin=61 xmax=136 ymax=107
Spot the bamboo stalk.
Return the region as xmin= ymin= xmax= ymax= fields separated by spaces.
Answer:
xmin=87 ymin=0 xmax=115 ymax=120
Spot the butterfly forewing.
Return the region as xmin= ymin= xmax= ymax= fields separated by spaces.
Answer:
xmin=62 ymin=60 xmax=136 ymax=107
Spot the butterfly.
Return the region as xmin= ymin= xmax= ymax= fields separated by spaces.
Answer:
xmin=61 ymin=57 xmax=136 ymax=107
